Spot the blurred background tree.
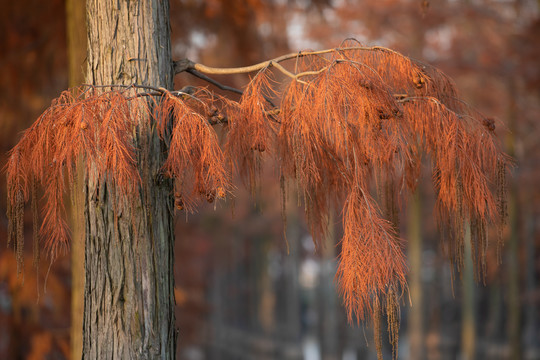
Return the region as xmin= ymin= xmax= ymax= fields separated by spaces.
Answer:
xmin=0 ymin=0 xmax=538 ymax=359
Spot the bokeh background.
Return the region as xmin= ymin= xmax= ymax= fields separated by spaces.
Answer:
xmin=1 ymin=0 xmax=539 ymax=359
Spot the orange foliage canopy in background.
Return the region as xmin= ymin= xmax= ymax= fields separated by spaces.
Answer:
xmin=5 ymin=42 xmax=510 ymax=358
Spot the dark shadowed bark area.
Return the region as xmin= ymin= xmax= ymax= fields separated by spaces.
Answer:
xmin=82 ymin=0 xmax=175 ymax=358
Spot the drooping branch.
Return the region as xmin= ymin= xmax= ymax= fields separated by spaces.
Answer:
xmin=173 ymin=45 xmax=402 ymax=77
xmin=6 ymin=41 xmax=510 ymax=360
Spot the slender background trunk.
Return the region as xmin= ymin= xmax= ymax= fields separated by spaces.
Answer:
xmin=461 ymin=222 xmax=476 ymax=360
xmin=319 ymin=218 xmax=339 ymax=360
xmin=506 ymin=75 xmax=521 ymax=360
xmin=82 ymin=1 xmax=176 ymax=358
xmin=408 ymin=189 xmax=424 ymax=360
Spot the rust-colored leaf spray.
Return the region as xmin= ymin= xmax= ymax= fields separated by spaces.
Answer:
xmin=225 ymin=71 xmax=279 ymax=193
xmin=6 ymin=42 xmax=510 ymax=359
xmin=158 ymin=89 xmax=230 ymax=210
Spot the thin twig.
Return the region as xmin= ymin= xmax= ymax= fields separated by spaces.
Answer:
xmin=295 ymin=67 xmax=328 ymax=79
xmin=182 ymin=68 xmax=281 ymax=108
xmin=270 ymin=61 xmax=306 ymax=83
xmin=82 ymin=83 xmax=167 ymax=93
xmin=186 ymin=69 xmax=243 ymax=95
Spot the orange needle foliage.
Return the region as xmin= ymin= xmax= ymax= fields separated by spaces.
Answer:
xmin=6 ymin=42 xmax=510 ymax=358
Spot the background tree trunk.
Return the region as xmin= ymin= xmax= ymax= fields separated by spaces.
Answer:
xmin=65 ymin=0 xmax=87 ymax=358
xmin=506 ymin=75 xmax=522 ymax=360
xmin=461 ymin=222 xmax=476 ymax=360
xmin=407 ymin=189 xmax=424 ymax=360
xmin=319 ymin=218 xmax=340 ymax=360
xmin=82 ymin=1 xmax=175 ymax=358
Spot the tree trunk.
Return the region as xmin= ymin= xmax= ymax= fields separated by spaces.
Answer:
xmin=319 ymin=218 xmax=340 ymax=360
xmin=66 ymin=0 xmax=87 ymax=358
xmin=461 ymin=222 xmax=476 ymax=360
xmin=82 ymin=1 xmax=175 ymax=358
xmin=506 ymin=74 xmax=522 ymax=360
xmin=407 ymin=189 xmax=424 ymax=360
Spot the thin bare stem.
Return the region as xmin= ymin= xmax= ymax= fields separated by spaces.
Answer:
xmin=186 ymin=69 xmax=244 ymax=95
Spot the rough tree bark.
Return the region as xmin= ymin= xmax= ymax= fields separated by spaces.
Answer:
xmin=82 ymin=0 xmax=176 ymax=358
xmin=66 ymin=0 xmax=87 ymax=358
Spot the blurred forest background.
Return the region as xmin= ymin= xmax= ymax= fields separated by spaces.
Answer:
xmin=0 ymin=0 xmax=539 ymax=359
